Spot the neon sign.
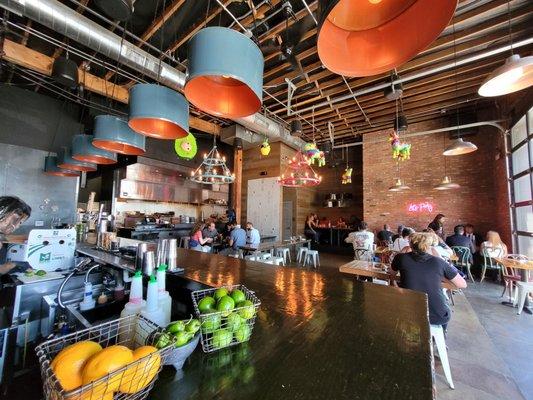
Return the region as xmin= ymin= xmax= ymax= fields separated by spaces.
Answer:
xmin=407 ymin=202 xmax=434 ymax=213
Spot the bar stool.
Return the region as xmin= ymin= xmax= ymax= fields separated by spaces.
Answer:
xmin=259 ymin=252 xmax=272 ymax=260
xmin=297 ymin=247 xmax=309 ymax=265
xmin=304 ymin=250 xmax=320 ymax=268
xmin=179 ymin=236 xmax=190 ymax=248
xmin=430 ymin=325 xmax=454 ymax=389
xmin=275 ymin=248 xmax=291 ymax=264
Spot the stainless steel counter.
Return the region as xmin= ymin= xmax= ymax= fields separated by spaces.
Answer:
xmin=76 ymin=244 xmax=136 ymax=272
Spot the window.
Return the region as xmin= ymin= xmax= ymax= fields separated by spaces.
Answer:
xmin=508 ymin=107 xmax=533 ymax=258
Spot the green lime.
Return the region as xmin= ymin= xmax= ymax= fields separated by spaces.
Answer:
xmin=237 ymin=300 xmax=255 ymax=320
xmin=202 ymin=312 xmax=221 ymax=333
xmin=198 ymin=296 xmax=216 ymax=314
xmin=225 ymin=313 xmax=242 ymax=332
xmin=213 ymin=288 xmax=228 ymax=301
xmin=230 ymin=289 xmax=246 ymax=304
xmin=216 ymin=295 xmax=235 ymax=317
xmin=36 ymin=270 xmax=47 ymax=276
xmin=212 ymin=329 xmax=232 ymax=349
xmin=234 ymin=324 xmax=251 ymax=343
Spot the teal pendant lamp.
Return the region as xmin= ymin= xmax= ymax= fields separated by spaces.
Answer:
xmin=93 ymin=115 xmax=146 ymax=155
xmin=128 ymin=84 xmax=189 ymax=140
xmin=72 ymin=134 xmax=117 ymax=164
xmin=57 ymin=147 xmax=97 ymax=172
xmin=184 ymin=27 xmax=264 ymax=118
xmin=44 ymin=156 xmax=79 ymax=177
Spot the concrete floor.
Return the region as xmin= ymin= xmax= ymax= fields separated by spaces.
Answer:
xmin=306 ymin=252 xmax=533 ymax=400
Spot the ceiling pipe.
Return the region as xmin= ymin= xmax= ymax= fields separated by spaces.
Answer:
xmin=332 ymin=121 xmax=506 ymax=149
xmin=0 ymin=0 xmax=307 ymax=149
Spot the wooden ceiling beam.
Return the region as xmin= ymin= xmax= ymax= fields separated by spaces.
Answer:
xmin=2 ymin=39 xmax=221 ymax=135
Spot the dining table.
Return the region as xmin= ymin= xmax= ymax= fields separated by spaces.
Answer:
xmin=493 ymin=257 xmax=532 ymax=313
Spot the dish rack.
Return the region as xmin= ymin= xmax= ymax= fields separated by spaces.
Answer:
xmin=191 ymin=285 xmax=261 ymax=353
xmin=35 ymin=314 xmax=172 ymax=400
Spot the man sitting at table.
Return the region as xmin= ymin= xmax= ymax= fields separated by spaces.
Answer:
xmin=390 ymin=233 xmax=467 ymax=331
xmin=202 ymin=221 xmax=219 ymax=241
xmin=446 ymin=225 xmax=475 ymax=259
xmin=220 ymin=222 xmax=246 ymax=256
xmin=345 ymin=222 xmax=375 ymax=261
xmin=246 ymin=222 xmax=261 ymax=249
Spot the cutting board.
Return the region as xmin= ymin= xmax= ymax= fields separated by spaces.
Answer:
xmin=14 ymin=271 xmax=65 ymax=284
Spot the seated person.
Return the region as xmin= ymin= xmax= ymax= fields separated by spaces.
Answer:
xmin=245 ymin=222 xmax=261 ymax=249
xmin=189 ymin=222 xmax=213 ymax=252
xmin=390 ymin=232 xmax=467 ymax=330
xmin=377 ymin=224 xmax=394 ymax=244
xmin=304 ymin=214 xmax=319 ymax=243
xmin=428 ymin=232 xmax=453 ymax=260
xmin=392 ymin=227 xmax=413 ymax=252
xmin=481 ymin=231 xmax=508 ymax=257
xmin=345 ymin=221 xmax=374 ymax=250
xmin=391 ymin=224 xmax=405 ymax=242
xmin=220 ymin=222 xmax=247 ymax=256
xmin=446 ymin=225 xmax=475 ymax=258
xmin=202 ymin=221 xmax=219 ymax=241
xmin=335 ymin=217 xmax=347 ymax=228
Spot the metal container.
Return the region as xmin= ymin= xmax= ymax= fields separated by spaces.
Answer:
xmin=143 ymin=251 xmax=156 ymax=276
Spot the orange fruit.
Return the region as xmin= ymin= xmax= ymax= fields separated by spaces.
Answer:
xmin=50 ymin=341 xmax=102 ymax=391
xmin=119 ymin=346 xmax=160 ymax=394
xmin=81 ymin=345 xmax=133 ymax=398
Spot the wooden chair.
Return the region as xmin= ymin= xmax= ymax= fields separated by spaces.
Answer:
xmin=451 ymin=246 xmax=474 ymax=282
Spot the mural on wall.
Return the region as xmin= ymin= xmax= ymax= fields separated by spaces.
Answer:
xmin=247 ymin=177 xmax=281 ymax=239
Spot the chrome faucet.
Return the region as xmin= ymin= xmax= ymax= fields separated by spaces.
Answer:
xmin=56 ymin=258 xmax=100 ymax=309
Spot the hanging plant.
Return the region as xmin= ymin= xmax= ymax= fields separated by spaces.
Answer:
xmin=260 ymin=137 xmax=271 ymax=156
xmin=174 ymin=133 xmax=198 ymax=160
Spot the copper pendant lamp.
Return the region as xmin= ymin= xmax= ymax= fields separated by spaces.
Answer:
xmin=184 ymin=27 xmax=264 ymax=118
xmin=72 ymin=134 xmax=117 ymax=165
xmin=317 ymin=0 xmax=457 ymax=76
xmin=128 ymin=84 xmax=189 ymax=140
xmin=93 ymin=115 xmax=146 ymax=155
xmin=44 ymin=156 xmax=79 ymax=177
xmin=57 ymin=147 xmax=97 ymax=172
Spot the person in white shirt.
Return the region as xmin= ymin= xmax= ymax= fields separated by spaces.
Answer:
xmin=481 ymin=230 xmax=508 ymax=257
xmin=345 ymin=221 xmax=375 ymax=250
xmin=245 ymin=222 xmax=261 ymax=249
xmin=392 ymin=227 xmax=414 ymax=252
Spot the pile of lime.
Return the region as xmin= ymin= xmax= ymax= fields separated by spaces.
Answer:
xmin=197 ymin=287 xmax=256 ymax=350
xmin=154 ymin=318 xmax=200 ymax=349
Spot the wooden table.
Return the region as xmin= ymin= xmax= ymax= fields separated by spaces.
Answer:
xmin=494 ymin=257 xmax=533 ymax=271
xmin=339 ymin=259 xmax=458 ymax=290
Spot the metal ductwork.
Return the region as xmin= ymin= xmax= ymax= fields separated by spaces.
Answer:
xmin=0 ymin=0 xmax=305 ymax=149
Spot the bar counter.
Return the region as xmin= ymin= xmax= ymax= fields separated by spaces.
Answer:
xmin=148 ymin=249 xmax=433 ymax=399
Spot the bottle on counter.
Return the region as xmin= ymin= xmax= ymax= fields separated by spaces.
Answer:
xmin=120 ymin=270 xmax=146 ymax=319
xmin=79 ymin=281 xmax=96 ymax=311
xmin=156 ymin=264 xmax=172 ymax=325
xmin=140 ymin=275 xmax=166 ymax=327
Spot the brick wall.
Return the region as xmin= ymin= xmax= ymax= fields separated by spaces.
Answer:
xmin=363 ymin=117 xmax=503 ymax=241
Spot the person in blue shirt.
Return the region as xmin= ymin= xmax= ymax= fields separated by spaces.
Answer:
xmin=219 ymin=222 xmax=246 ymax=256
xmin=245 ymin=222 xmax=261 ymax=249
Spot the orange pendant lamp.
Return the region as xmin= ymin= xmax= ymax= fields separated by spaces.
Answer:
xmin=43 ymin=156 xmax=79 ymax=177
xmin=317 ymin=0 xmax=457 ymax=77
xmin=72 ymin=134 xmax=117 ymax=164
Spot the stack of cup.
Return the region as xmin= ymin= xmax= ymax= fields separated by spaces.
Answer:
xmin=167 ymin=238 xmax=178 ymax=272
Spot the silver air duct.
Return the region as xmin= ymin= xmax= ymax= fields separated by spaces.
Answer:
xmin=0 ymin=0 xmax=306 ymax=149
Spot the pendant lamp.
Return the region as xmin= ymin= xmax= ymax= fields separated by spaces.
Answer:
xmin=388 ymin=161 xmax=410 ymax=192
xmin=184 ymin=27 xmax=264 ymax=118
xmin=93 ymin=115 xmax=146 ymax=155
xmin=434 ymin=176 xmax=460 ymax=190
xmin=43 ymin=156 xmax=79 ymax=177
xmin=190 ymin=138 xmax=234 ymax=185
xmin=72 ymin=134 xmax=117 ymax=164
xmin=57 ymin=147 xmax=96 ymax=172
xmin=443 ymin=137 xmax=478 ymax=156
xmin=316 ymin=0 xmax=456 ymax=76
xmin=278 ymin=151 xmax=322 ymax=187
xmin=478 ymin=54 xmax=533 ymax=97
xmin=129 ymin=83 xmax=189 ymax=139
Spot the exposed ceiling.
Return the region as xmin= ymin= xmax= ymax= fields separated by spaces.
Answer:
xmin=1 ymin=0 xmax=532 ymax=144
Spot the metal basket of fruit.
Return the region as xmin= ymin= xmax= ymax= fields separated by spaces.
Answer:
xmin=35 ymin=314 xmax=173 ymax=400
xmin=148 ymin=317 xmax=201 ymax=370
xmin=191 ymin=285 xmax=261 ymax=353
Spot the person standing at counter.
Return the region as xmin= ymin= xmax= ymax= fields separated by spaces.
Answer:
xmin=0 ymin=196 xmax=31 ymax=274
xmin=245 ymin=222 xmax=260 ymax=249
xmin=428 ymin=213 xmax=446 ymax=240
xmin=189 ymin=222 xmax=213 ymax=252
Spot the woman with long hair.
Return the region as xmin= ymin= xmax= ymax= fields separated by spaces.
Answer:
xmin=304 ymin=214 xmax=319 ymax=243
xmin=189 ymin=222 xmax=213 ymax=252
xmin=428 ymin=213 xmax=446 ymax=239
xmin=481 ymin=231 xmax=508 ymax=257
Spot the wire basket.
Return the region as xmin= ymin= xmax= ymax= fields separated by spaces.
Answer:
xmin=35 ymin=314 xmax=173 ymax=400
xmin=191 ymin=285 xmax=261 ymax=353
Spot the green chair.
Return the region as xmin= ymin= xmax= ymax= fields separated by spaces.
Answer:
xmin=451 ymin=246 xmax=474 ymax=282
xmin=480 ymin=246 xmax=503 ymax=282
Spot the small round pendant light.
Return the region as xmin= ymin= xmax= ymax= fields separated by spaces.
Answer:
xmin=72 ymin=134 xmax=117 ymax=164
xmin=184 ymin=27 xmax=264 ymax=118
xmin=44 ymin=156 xmax=79 ymax=177
xmin=57 ymin=147 xmax=97 ymax=172
xmin=93 ymin=115 xmax=146 ymax=155
xmin=317 ymin=0 xmax=456 ymax=76
xmin=128 ymin=84 xmax=189 ymax=140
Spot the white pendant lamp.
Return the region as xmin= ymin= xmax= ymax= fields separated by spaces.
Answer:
xmin=434 ymin=176 xmax=460 ymax=191
xmin=443 ymin=138 xmax=478 ymax=156
xmin=478 ymin=54 xmax=533 ymax=97
xmin=388 ymin=178 xmax=411 ymax=192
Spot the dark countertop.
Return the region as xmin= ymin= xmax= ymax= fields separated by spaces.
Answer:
xmin=151 ymin=249 xmax=434 ymax=400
